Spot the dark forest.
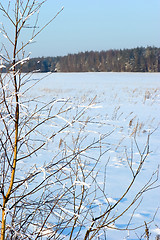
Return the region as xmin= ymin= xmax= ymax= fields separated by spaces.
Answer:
xmin=9 ymin=46 xmax=160 ymax=72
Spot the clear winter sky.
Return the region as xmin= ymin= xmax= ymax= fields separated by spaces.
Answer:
xmin=1 ymin=0 xmax=160 ymax=58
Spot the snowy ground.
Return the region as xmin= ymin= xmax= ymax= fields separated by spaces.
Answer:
xmin=25 ymin=72 xmax=160 ymax=239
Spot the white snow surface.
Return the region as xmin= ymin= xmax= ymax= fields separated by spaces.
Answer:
xmin=18 ymin=73 xmax=160 ymax=239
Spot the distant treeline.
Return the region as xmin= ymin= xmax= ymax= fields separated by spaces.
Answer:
xmin=8 ymin=46 xmax=160 ymax=72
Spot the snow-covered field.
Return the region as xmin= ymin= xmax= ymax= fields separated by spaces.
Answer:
xmin=2 ymin=72 xmax=157 ymax=239
xmin=27 ymin=72 xmax=160 ymax=240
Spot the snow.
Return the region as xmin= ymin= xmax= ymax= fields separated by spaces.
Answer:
xmin=29 ymin=72 xmax=160 ymax=239
xmin=0 ymin=64 xmax=6 ymax=69
xmin=27 ymin=72 xmax=159 ymax=239
xmin=3 ymin=72 xmax=160 ymax=239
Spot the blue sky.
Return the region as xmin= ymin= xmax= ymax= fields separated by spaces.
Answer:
xmin=1 ymin=0 xmax=160 ymax=57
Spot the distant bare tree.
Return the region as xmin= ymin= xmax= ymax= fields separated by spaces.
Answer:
xmin=0 ymin=1 xmax=159 ymax=240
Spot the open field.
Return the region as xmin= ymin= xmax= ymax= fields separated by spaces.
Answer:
xmin=29 ymin=72 xmax=160 ymax=239
xmin=1 ymin=72 xmax=159 ymax=239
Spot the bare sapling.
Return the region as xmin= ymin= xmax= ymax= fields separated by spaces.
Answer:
xmin=0 ymin=1 xmax=159 ymax=240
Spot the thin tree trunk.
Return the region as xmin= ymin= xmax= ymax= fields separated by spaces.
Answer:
xmin=1 ymin=2 xmax=19 ymax=238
